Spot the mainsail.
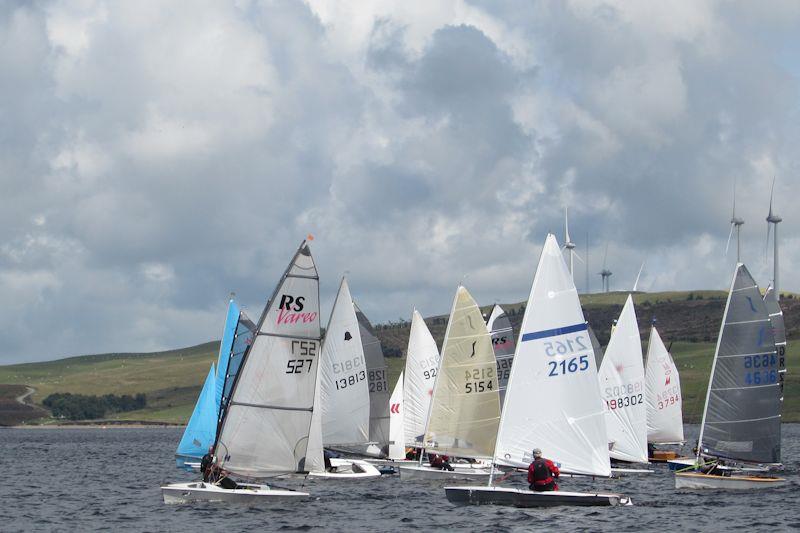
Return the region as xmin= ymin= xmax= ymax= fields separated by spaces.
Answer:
xmin=319 ymin=278 xmax=370 ymax=447
xmin=644 ymin=326 xmax=684 ymax=444
xmin=176 ymin=364 xmax=218 ymax=463
xmin=423 ymin=286 xmax=501 ymax=459
xmin=598 ymin=295 xmax=648 ymax=463
xmin=493 ymin=234 xmax=611 ymax=476
xmin=356 ymin=304 xmax=391 ymax=452
xmin=487 ymin=305 xmax=515 ymax=408
xmin=698 ymin=264 xmax=781 ymax=464
xmin=216 ymin=242 xmax=323 ymax=476
xmin=588 ymin=324 xmax=604 ymax=368
xmin=388 ymin=372 xmax=405 ymax=460
xmin=403 ymin=310 xmax=440 ymax=447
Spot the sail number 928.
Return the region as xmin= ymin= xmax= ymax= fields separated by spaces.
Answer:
xmin=286 ymin=340 xmax=317 ymax=374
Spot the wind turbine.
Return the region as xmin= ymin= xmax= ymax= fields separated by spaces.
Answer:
xmin=725 ymin=182 xmax=745 ymax=262
xmin=766 ymin=176 xmax=782 ymax=299
xmin=598 ymin=243 xmax=612 ymax=293
xmin=562 ymin=207 xmax=582 ymax=282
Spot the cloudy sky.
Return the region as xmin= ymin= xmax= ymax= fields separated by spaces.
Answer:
xmin=1 ymin=0 xmax=798 ymax=363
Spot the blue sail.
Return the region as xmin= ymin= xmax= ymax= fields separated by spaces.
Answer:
xmin=215 ymin=299 xmax=240 ymax=413
xmin=219 ymin=311 xmax=256 ymax=423
xmin=175 ymin=364 xmax=218 ymax=468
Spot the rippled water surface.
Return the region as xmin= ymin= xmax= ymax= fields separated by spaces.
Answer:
xmin=4 ymin=424 xmax=800 ymax=532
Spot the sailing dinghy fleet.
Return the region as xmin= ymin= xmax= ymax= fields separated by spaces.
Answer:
xmin=164 ymin=231 xmax=788 ymax=506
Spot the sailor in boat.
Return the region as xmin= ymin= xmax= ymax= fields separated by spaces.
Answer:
xmin=200 ymin=446 xmax=215 ymax=482
xmin=528 ymin=448 xmax=560 ymax=492
xmin=697 ymin=458 xmax=730 ymax=477
xmin=429 ymin=453 xmax=454 ymax=471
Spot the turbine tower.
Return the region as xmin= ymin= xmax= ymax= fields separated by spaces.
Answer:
xmin=562 ymin=207 xmax=582 ymax=282
xmin=725 ymin=182 xmax=745 ymax=262
xmin=766 ymin=177 xmax=782 ymax=299
xmin=599 ymin=243 xmax=612 ymax=293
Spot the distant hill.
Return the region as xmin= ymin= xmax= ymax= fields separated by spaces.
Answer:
xmin=0 ymin=290 xmax=796 ymax=425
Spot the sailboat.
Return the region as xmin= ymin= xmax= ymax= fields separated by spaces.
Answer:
xmin=401 ymin=309 xmax=440 ymax=449
xmin=175 ymin=297 xmax=254 ymax=471
xmin=445 ymin=234 xmax=631 ymax=507
xmin=312 ymin=277 xmax=380 ymax=478
xmin=487 ymin=305 xmax=515 ymax=408
xmin=399 ymin=286 xmax=501 ymax=481
xmin=588 ymin=325 xmax=604 ymax=368
xmin=645 ymin=325 xmax=684 ymax=461
xmin=675 ymin=264 xmax=786 ymax=489
xmin=597 ymin=295 xmax=649 ymax=467
xmin=163 ymin=241 xmax=324 ymax=503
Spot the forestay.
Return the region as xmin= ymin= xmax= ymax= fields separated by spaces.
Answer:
xmin=176 ymin=364 xmax=218 ymax=462
xmin=698 ymin=264 xmax=781 ymax=464
xmin=356 ymin=304 xmax=391 ymax=450
xmin=493 ymin=234 xmax=610 ymax=477
xmin=645 ymin=326 xmax=684 ymax=444
xmin=403 ymin=310 xmax=440 ymax=447
xmin=320 ymin=278 xmax=370 ymax=447
xmin=388 ymin=372 xmax=406 ymax=460
xmin=598 ymin=295 xmax=648 ymax=463
xmin=487 ymin=305 xmax=515 ymax=408
xmin=424 ymin=286 xmax=501 ymax=459
xmin=216 ymin=242 xmax=324 ymax=477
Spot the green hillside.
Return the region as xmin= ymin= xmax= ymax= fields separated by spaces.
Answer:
xmin=0 ymin=290 xmax=796 ymax=425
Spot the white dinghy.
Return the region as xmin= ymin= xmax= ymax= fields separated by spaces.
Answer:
xmin=645 ymin=325 xmax=685 ymax=462
xmin=312 ymin=277 xmax=380 ymax=479
xmin=399 ymin=286 xmax=500 ymax=482
xmin=598 ymin=295 xmax=652 ymax=473
xmin=162 ymin=241 xmax=323 ymax=503
xmin=446 ymin=234 xmax=631 ymax=507
xmin=675 ymin=264 xmax=786 ymax=490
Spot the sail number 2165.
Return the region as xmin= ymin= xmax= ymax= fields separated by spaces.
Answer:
xmin=543 ymin=335 xmax=590 ymax=377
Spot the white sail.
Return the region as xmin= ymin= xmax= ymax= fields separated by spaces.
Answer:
xmin=320 ymin=278 xmax=370 ymax=447
xmin=645 ymin=326 xmax=684 ymax=444
xmin=598 ymin=295 xmax=648 ymax=463
xmin=493 ymin=234 xmax=611 ymax=477
xmin=403 ymin=310 xmax=440 ymax=447
xmin=424 ymin=286 xmax=501 ymax=459
xmin=388 ymin=372 xmax=406 ymax=460
xmin=216 ymin=242 xmax=323 ymax=477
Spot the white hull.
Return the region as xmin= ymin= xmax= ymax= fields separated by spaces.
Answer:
xmin=611 ymin=467 xmax=654 ymax=475
xmin=675 ymin=472 xmax=787 ymax=490
xmin=399 ymin=464 xmax=492 ymax=481
xmin=307 ymin=458 xmax=381 ymax=479
xmin=161 ymin=482 xmax=309 ymax=504
xmin=444 ymin=485 xmax=632 ymax=507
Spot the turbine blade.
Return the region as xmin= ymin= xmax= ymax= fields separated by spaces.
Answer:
xmin=632 ymin=260 xmax=646 ymax=292
xmin=769 ymin=175 xmax=776 ymax=216
xmin=573 ymin=250 xmax=584 ymax=264
xmin=564 ymin=207 xmax=570 ymax=242
xmin=724 ymin=223 xmax=734 ymax=256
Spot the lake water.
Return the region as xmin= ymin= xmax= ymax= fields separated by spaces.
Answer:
xmin=3 ymin=424 xmax=799 ymax=532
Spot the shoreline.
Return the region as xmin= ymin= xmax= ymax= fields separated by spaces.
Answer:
xmin=5 ymin=421 xmax=185 ymax=429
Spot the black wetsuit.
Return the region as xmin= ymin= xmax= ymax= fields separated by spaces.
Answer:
xmin=200 ymin=453 xmax=214 ymax=482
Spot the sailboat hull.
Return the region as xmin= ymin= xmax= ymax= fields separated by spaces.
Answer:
xmin=399 ymin=464 xmax=492 ymax=481
xmin=667 ymin=458 xmax=771 ymax=472
xmin=161 ymin=482 xmax=309 ymax=504
xmin=307 ymin=458 xmax=381 ymax=479
xmin=674 ymin=472 xmax=787 ymax=490
xmin=444 ymin=486 xmax=632 ymax=507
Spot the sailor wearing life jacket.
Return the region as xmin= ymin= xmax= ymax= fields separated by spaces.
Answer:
xmin=527 ymin=448 xmax=560 ymax=492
